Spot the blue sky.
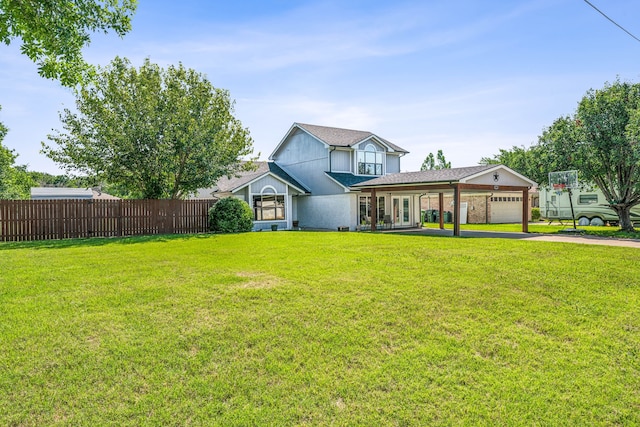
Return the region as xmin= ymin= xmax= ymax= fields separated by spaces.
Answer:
xmin=1 ymin=0 xmax=640 ymax=174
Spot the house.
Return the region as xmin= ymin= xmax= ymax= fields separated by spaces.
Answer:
xmin=202 ymin=123 xmax=537 ymax=235
xmin=193 ymin=161 xmax=309 ymax=231
xmin=30 ymin=187 xmax=120 ymax=200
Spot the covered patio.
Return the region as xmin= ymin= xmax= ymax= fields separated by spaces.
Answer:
xmin=353 ymin=165 xmax=537 ymax=236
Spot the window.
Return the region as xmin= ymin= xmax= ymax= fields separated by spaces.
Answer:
xmin=253 ymin=194 xmax=285 ymax=221
xmin=578 ymin=194 xmax=598 ymax=205
xmin=357 ymin=143 xmax=383 ymax=175
xmin=359 ymin=196 xmax=385 ymax=224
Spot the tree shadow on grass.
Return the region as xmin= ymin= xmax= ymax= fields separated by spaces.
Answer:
xmin=0 ymin=232 xmax=217 ymax=251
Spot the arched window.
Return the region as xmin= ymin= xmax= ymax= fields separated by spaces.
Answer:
xmin=357 ymin=143 xmax=384 ymax=175
xmin=253 ymin=186 xmax=285 ymax=221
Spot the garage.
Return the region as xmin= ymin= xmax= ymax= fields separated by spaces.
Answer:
xmin=490 ymin=195 xmax=523 ymax=223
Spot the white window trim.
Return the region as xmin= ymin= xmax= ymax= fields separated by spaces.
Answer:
xmin=251 ymin=185 xmax=288 ymax=222
xmin=354 ymin=143 xmax=386 ymax=176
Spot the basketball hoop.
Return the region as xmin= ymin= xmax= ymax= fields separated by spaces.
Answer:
xmin=549 ymin=170 xmax=579 ymax=229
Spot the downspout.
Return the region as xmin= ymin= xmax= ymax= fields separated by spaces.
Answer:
xmin=486 ymin=193 xmax=493 ymax=224
xmin=329 ymin=146 xmax=336 ymax=172
xmin=418 ymin=193 xmax=426 ymax=227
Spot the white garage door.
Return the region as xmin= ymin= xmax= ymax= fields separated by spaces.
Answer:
xmin=490 ymin=196 xmax=523 ymax=223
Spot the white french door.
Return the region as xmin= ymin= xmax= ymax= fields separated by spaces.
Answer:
xmin=392 ymin=196 xmax=411 ymax=226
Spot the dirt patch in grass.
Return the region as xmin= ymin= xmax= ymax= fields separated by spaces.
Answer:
xmin=235 ymin=272 xmax=284 ymax=289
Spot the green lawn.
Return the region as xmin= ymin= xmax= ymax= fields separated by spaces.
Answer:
xmin=2 ymin=232 xmax=640 ymax=425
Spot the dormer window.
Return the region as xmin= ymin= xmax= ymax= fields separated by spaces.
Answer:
xmin=357 ymin=143 xmax=383 ymax=175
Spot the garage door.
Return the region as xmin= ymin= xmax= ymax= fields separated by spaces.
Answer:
xmin=490 ymin=196 xmax=522 ymax=223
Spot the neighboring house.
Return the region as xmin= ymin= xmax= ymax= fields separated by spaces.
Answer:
xmin=30 ymin=187 xmax=120 ymax=200
xmin=201 ymin=122 xmax=537 ymax=234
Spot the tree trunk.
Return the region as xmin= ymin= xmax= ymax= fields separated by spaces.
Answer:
xmin=616 ymin=205 xmax=635 ymax=232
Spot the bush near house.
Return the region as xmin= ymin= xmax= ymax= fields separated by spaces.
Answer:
xmin=208 ymin=197 xmax=253 ymax=233
xmin=531 ymin=207 xmax=541 ymax=221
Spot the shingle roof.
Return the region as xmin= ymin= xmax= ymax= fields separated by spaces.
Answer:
xmin=296 ymin=123 xmax=408 ymax=153
xmin=352 ymin=165 xmax=496 ymax=187
xmin=268 ymin=162 xmax=310 ymax=193
xmin=325 ymin=172 xmax=378 ymax=189
xmin=213 ymin=162 xmax=309 ymax=193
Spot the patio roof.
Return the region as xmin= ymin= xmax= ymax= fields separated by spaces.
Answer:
xmin=353 ymin=165 xmax=533 ymax=188
xmin=352 ymin=164 xmax=536 ymax=236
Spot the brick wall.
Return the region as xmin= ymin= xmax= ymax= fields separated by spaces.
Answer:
xmin=421 ymin=192 xmax=536 ymax=223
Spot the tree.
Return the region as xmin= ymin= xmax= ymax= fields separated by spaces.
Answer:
xmin=0 ymin=0 xmax=137 ymax=86
xmin=539 ymin=79 xmax=640 ymax=232
xmin=421 ymin=149 xmax=451 ymax=171
xmin=43 ymin=57 xmax=255 ymax=199
xmin=479 ymin=144 xmax=549 ymax=185
xmin=0 ymin=114 xmax=34 ymax=199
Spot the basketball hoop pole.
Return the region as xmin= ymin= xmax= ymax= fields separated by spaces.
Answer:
xmin=549 ymin=170 xmax=579 ymax=230
xmin=567 ymin=187 xmax=577 ymax=229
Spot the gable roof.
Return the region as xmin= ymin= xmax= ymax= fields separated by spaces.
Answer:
xmin=351 ymin=165 xmax=537 ymax=189
xmin=270 ymin=123 xmax=409 ymax=159
xmin=212 ymin=162 xmax=310 ymax=194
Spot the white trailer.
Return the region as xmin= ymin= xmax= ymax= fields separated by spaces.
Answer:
xmin=539 ymin=187 xmax=640 ymax=226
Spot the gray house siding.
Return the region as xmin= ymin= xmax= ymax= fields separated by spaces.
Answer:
xmin=330 ymin=149 xmax=351 ymax=173
xmin=249 ymin=175 xmax=287 ymax=195
xmin=272 ymin=128 xmax=345 ymax=195
xmin=353 ymin=138 xmax=384 ymax=151
xmin=386 ymin=155 xmax=401 ymax=174
xmin=297 ymin=193 xmax=358 ymax=230
xmin=232 ymin=187 xmax=249 ymax=202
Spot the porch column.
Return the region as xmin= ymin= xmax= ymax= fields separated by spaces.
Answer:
xmin=371 ymin=188 xmax=377 ymax=231
xmin=522 ymin=188 xmax=529 ymax=233
xmin=438 ymin=192 xmax=444 ymax=230
xmin=453 ymin=185 xmax=461 ymax=237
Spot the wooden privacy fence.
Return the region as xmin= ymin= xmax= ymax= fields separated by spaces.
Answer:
xmin=0 ymin=199 xmax=217 ymax=242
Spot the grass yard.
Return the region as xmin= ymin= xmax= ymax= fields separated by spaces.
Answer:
xmin=1 ymin=231 xmax=640 ymax=425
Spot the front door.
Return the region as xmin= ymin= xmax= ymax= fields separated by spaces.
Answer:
xmin=393 ymin=196 xmax=411 ymax=227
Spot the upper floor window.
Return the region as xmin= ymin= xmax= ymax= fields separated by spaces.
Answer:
xmin=357 ymin=143 xmax=383 ymax=175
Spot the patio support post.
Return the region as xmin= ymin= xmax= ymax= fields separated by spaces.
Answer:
xmin=522 ymin=188 xmax=529 ymax=233
xmin=453 ymin=185 xmax=461 ymax=236
xmin=371 ymin=188 xmax=377 ymax=231
xmin=438 ymin=192 xmax=444 ymax=230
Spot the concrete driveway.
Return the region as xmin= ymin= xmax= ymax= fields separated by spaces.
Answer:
xmin=394 ymin=227 xmax=640 ymax=248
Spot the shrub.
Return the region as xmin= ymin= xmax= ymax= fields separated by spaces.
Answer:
xmin=209 ymin=197 xmax=253 ymax=233
xmin=531 ymin=207 xmax=541 ymax=221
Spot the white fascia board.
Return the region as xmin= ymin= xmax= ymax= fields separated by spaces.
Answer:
xmin=351 ymin=135 xmax=397 ymax=152
xmin=234 ymin=171 xmax=308 ymax=195
xmin=459 ymin=164 xmax=537 ymax=187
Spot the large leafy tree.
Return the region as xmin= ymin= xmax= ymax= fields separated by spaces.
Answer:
xmin=538 ymin=79 xmax=640 ymax=232
xmin=421 ymin=149 xmax=451 ymax=171
xmin=43 ymin=57 xmax=255 ymax=199
xmin=479 ymin=144 xmax=553 ymax=186
xmin=0 ymin=0 xmax=136 ymax=86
